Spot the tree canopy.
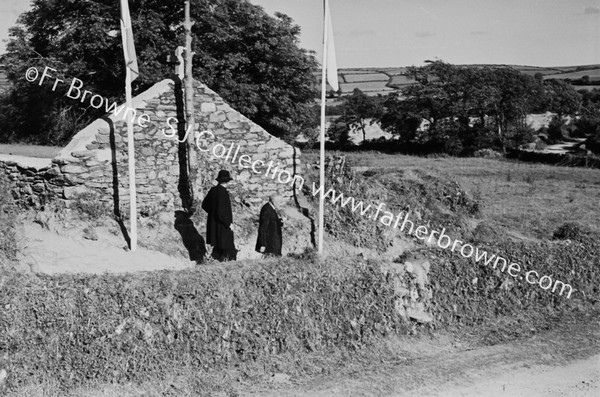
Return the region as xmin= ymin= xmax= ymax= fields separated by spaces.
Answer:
xmin=398 ymin=61 xmax=546 ymax=135
xmin=0 ymin=0 xmax=319 ymax=144
xmin=373 ymin=61 xmax=582 ymax=154
xmin=327 ymin=88 xmax=381 ymax=144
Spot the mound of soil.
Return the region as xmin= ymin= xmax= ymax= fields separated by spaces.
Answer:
xmin=300 ymin=158 xmax=480 ymax=254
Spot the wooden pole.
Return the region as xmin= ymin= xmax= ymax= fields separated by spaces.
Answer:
xmin=184 ymin=0 xmax=198 ymax=212
xmin=119 ymin=0 xmax=139 ymax=252
xmin=125 ymin=66 xmax=137 ymax=251
xmin=318 ymin=0 xmax=329 ymax=255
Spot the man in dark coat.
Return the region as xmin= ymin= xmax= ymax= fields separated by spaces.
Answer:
xmin=255 ymin=194 xmax=284 ymax=257
xmin=201 ymin=170 xmax=237 ymax=261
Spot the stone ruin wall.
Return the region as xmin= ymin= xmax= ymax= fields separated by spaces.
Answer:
xmin=0 ymin=78 xmax=302 ymax=215
xmin=0 ymin=78 xmax=434 ymax=323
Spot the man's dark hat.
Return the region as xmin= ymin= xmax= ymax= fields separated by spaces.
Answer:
xmin=216 ymin=170 xmax=233 ymax=182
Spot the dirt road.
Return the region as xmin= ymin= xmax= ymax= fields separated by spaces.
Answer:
xmin=430 ymin=354 xmax=599 ymax=396
xmin=247 ymin=318 xmax=600 ymax=397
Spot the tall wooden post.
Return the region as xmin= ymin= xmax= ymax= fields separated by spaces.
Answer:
xmin=318 ymin=0 xmax=330 ymax=255
xmin=184 ymin=0 xmax=198 ymax=212
xmin=120 ymin=0 xmax=138 ymax=251
xmin=125 ymin=67 xmax=137 ymax=251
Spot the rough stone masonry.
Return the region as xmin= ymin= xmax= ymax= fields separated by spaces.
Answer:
xmin=0 ymin=78 xmax=302 ymax=214
xmin=0 ymin=78 xmax=433 ymax=322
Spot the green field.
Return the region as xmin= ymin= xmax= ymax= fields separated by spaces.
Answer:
xmin=304 ymin=151 xmax=600 ymax=239
xmin=339 ymin=81 xmax=394 ymax=93
xmin=316 ymin=64 xmax=600 ymax=96
xmin=544 ymin=69 xmax=600 ymax=80
xmin=0 ymin=144 xmax=61 ymax=158
xmin=343 ymin=73 xmax=390 ymax=83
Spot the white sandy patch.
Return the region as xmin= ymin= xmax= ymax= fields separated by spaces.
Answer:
xmin=19 ymin=223 xmax=193 ymax=274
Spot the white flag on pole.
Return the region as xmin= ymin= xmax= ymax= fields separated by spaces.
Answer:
xmin=120 ymin=0 xmax=139 ymax=82
xmin=119 ymin=0 xmax=139 ymax=251
xmin=318 ymin=0 xmax=338 ymax=254
xmin=325 ymin=1 xmax=339 ymax=91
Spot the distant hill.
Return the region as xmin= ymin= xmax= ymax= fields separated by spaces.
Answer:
xmin=316 ymin=64 xmax=600 ymax=97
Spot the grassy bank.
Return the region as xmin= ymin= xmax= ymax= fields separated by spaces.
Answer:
xmin=2 ymin=153 xmax=599 ymax=395
xmin=301 ymin=151 xmax=600 ymax=333
xmin=2 ymin=244 xmax=598 ymax=394
xmin=0 ymin=257 xmax=412 ymax=392
xmin=304 ymin=151 xmax=600 ymax=237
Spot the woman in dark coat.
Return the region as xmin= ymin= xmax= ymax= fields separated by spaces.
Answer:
xmin=255 ymin=194 xmax=284 ymax=257
xmin=201 ymin=170 xmax=237 ymax=261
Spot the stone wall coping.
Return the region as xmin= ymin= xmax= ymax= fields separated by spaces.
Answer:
xmin=56 ymin=79 xmax=175 ymax=162
xmin=0 ymin=154 xmax=52 ymax=171
xmin=54 ymin=77 xmax=300 ymax=164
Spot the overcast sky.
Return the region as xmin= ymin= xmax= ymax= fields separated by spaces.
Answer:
xmin=1 ymin=0 xmax=599 ymax=68
xmin=251 ymin=0 xmax=600 ymax=68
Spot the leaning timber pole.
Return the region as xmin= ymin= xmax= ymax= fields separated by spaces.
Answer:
xmin=318 ymin=0 xmax=330 ymax=255
xmin=184 ymin=0 xmax=198 ymax=212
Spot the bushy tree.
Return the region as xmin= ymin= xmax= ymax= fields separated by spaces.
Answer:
xmin=579 ymin=88 xmax=600 ymax=116
xmin=587 ymin=130 xmax=600 ymax=154
xmin=377 ymin=92 xmax=422 ymax=143
xmin=0 ymin=0 xmax=318 ymax=144
xmin=327 ymin=89 xmax=381 ymax=144
xmin=546 ymin=115 xmax=569 ymax=142
xmin=326 ymin=120 xmax=352 ymax=146
xmin=400 ymin=61 xmax=545 ymax=138
xmin=376 ymin=61 xmax=576 ymax=155
xmin=542 ymin=79 xmax=581 ymax=119
xmin=487 ymin=67 xmax=545 ymax=135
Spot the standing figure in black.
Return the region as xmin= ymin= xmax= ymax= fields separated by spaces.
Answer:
xmin=255 ymin=194 xmax=284 ymax=257
xmin=202 ymin=170 xmax=237 ymax=262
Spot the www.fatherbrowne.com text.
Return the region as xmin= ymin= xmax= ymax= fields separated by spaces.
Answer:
xmin=180 ymin=131 xmax=574 ymax=299
xmin=27 ymin=63 xmax=573 ymax=299
xmin=310 ymin=184 xmax=574 ymax=299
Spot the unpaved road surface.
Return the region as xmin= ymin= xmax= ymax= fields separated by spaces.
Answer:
xmin=432 ymin=354 xmax=599 ymax=396
xmin=247 ymin=318 xmax=600 ymax=397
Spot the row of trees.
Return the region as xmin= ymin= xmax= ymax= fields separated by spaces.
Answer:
xmin=328 ymin=61 xmax=588 ymax=155
xmin=0 ymin=1 xmax=596 ymax=156
xmin=0 ymin=0 xmax=318 ymax=145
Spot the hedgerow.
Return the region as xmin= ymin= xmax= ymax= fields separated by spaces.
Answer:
xmin=428 ymin=225 xmax=600 ymax=333
xmin=0 ymin=257 xmax=411 ymax=390
xmin=2 ymin=155 xmax=598 ymax=393
xmin=301 ymin=159 xmax=599 ymax=341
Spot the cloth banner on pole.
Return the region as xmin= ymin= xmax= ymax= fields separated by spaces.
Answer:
xmin=120 ymin=0 xmax=139 ymax=82
xmin=318 ymin=0 xmax=338 ymax=254
xmin=325 ymin=0 xmax=339 ymax=92
xmin=120 ymin=0 xmax=138 ymax=251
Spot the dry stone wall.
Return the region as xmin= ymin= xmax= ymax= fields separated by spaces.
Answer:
xmin=1 ymin=78 xmax=302 ymax=214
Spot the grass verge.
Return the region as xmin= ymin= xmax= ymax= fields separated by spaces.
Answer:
xmin=0 ymin=257 xmax=413 ymax=392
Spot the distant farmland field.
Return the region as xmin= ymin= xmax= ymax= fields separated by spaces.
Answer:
xmin=544 ymin=68 xmax=600 ymax=80
xmin=388 ymin=75 xmax=414 ymax=87
xmin=340 ymin=81 xmax=393 ymax=94
xmin=511 ymin=66 xmax=564 ymax=76
xmin=343 ymin=73 xmax=389 ymax=83
xmin=317 ymin=64 xmax=600 ymax=97
xmin=376 ymin=67 xmax=407 ymax=75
